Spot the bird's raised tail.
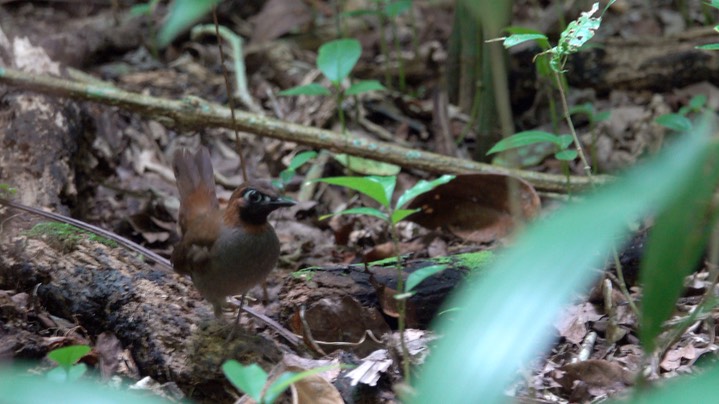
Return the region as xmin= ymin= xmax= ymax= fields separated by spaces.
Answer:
xmin=173 ymin=146 xmax=219 ymax=232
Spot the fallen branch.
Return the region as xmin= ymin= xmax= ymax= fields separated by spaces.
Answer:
xmin=0 ymin=67 xmax=609 ymax=192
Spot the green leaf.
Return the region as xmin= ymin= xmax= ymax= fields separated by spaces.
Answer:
xmin=504 ymin=27 xmax=550 ymax=49
xmin=315 ymin=176 xmax=395 ymax=208
xmin=569 ymin=102 xmax=595 ymax=118
xmin=640 ymin=134 xmax=719 ymax=353
xmin=130 ymin=4 xmax=152 ymax=16
xmin=391 ymin=208 xmax=419 ymax=224
xmin=406 ymin=265 xmax=448 ymax=292
xmin=415 ymin=117 xmax=715 ymax=404
xmin=157 ymin=0 xmax=220 ymax=48
xmin=396 ymin=174 xmax=455 ymax=209
xmin=487 ymin=130 xmax=564 ymax=155
xmin=689 ymin=94 xmax=707 ymax=111
xmin=697 ymin=43 xmax=719 ymax=50
xmin=503 ymin=33 xmax=549 ymax=49
xmin=346 ymin=80 xmax=386 ymax=95
xmin=288 ymin=151 xmax=318 ymax=171
xmin=1 ymin=368 xmax=167 ymax=403
xmin=557 ymin=134 xmax=574 ymax=149
xmin=317 ymin=39 xmax=362 ymax=84
xmin=264 ymin=365 xmax=340 ymax=404
xmin=279 ymin=83 xmax=331 ymax=96
xmin=607 ymin=360 xmax=719 ymax=403
xmin=557 ymin=2 xmax=601 ymax=54
xmin=655 ymin=113 xmax=693 ymax=132
xmin=595 ymin=110 xmax=611 ymax=122
xmin=222 ymin=361 xmax=267 ymax=402
xmin=554 ymin=149 xmax=578 ymax=161
xmin=384 ymin=0 xmax=412 ymax=18
xmin=321 ymin=207 xmax=389 ymax=222
xmin=47 ymin=345 xmax=91 ymax=370
xmin=332 ymin=154 xmax=401 ymax=176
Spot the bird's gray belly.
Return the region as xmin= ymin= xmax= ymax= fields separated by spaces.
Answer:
xmin=192 ymin=228 xmax=280 ymax=299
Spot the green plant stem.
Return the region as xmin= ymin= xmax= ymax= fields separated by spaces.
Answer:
xmin=554 ymin=71 xmax=593 ymax=178
xmin=390 ymin=218 xmax=410 ymax=383
xmin=612 ymin=247 xmax=639 ymax=316
xmin=335 ymin=0 xmax=346 ymax=37
xmin=408 ymin=0 xmax=419 ymax=59
xmin=377 ymin=3 xmax=392 ymax=88
xmin=336 ymin=89 xmax=351 ymax=171
xmin=391 ymin=17 xmax=406 ymax=92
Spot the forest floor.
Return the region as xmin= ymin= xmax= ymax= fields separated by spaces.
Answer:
xmin=1 ymin=0 xmax=719 ymax=403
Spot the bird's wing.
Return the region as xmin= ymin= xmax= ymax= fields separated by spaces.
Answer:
xmin=170 ymin=211 xmax=222 ymax=275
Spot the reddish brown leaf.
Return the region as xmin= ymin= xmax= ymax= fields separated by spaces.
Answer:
xmin=405 ymin=173 xmax=541 ymax=243
xmin=250 ymin=0 xmax=313 ymax=44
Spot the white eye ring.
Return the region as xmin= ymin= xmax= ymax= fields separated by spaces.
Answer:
xmin=245 ymin=189 xmax=263 ymax=203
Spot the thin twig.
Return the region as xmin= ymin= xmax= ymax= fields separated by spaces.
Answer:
xmin=0 ymin=67 xmax=608 ymax=193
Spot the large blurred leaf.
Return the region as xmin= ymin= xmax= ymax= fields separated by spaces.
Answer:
xmin=157 ymin=0 xmax=220 ymax=48
xmin=0 ymin=368 xmax=166 ymax=403
xmin=414 ymin=120 xmax=715 ymax=404
xmin=640 ymin=129 xmax=719 ymax=353
xmin=608 ymin=360 xmax=719 ymax=403
xmin=222 ymin=361 xmax=267 ymax=402
xmin=317 ymin=39 xmax=362 ymax=84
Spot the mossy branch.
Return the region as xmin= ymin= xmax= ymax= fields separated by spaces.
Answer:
xmin=0 ymin=67 xmax=609 ymax=192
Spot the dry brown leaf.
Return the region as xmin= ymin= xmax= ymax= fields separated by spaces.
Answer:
xmin=405 ymin=173 xmax=540 ymax=243
xmin=250 ymin=0 xmax=312 ymax=44
xmin=557 ymin=359 xmax=634 ymax=401
xmin=290 ymin=295 xmax=390 ymax=356
xmin=661 ymin=342 xmax=699 ymax=372
xmin=554 ymin=302 xmax=604 ymax=345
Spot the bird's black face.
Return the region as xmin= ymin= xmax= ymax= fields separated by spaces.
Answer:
xmin=239 ymin=187 xmax=296 ymax=225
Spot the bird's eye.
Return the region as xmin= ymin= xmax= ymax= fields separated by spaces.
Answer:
xmin=244 ymin=189 xmax=263 ymax=203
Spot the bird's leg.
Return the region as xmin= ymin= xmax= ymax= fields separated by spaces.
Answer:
xmin=226 ymin=293 xmax=246 ymax=341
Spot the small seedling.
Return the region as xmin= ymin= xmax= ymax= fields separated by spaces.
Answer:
xmin=272 ymin=150 xmax=318 ymax=192
xmin=655 ymin=94 xmax=707 ymax=133
xmin=222 ymin=360 xmax=336 ymax=404
xmin=46 ymin=345 xmax=91 ymax=382
xmin=696 ymin=1 xmax=719 ymax=50
xmin=498 ymin=1 xmax=616 ymax=179
xmin=315 ymin=174 xmax=455 ymax=381
xmin=280 ymin=38 xmax=384 ymax=137
xmin=280 ymin=38 xmax=384 ymax=99
xmin=156 ymin=0 xmax=221 ymax=48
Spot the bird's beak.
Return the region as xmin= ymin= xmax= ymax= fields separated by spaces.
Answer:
xmin=267 ymin=196 xmax=296 ymax=208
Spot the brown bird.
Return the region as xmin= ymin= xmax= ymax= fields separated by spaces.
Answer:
xmin=171 ymin=146 xmax=295 ymax=320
